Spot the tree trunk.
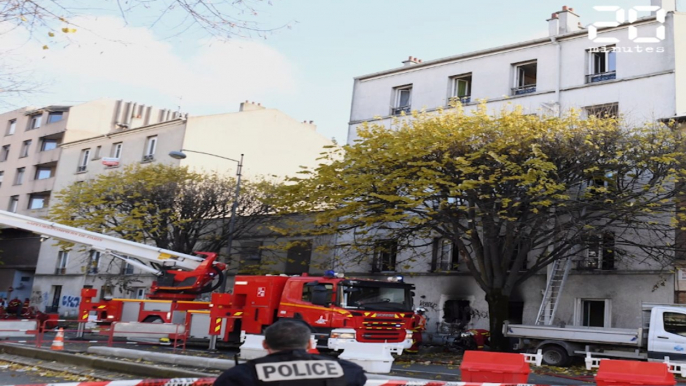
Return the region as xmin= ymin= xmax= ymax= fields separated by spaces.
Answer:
xmin=486 ymin=291 xmax=511 ymax=352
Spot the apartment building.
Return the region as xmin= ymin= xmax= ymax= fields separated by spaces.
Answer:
xmin=30 ymin=101 xmax=334 ymax=316
xmin=0 ymin=99 xmax=179 ymax=303
xmin=344 ymin=1 xmax=685 ymax=332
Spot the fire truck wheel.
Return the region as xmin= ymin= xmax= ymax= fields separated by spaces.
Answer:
xmin=142 ymin=316 xmax=164 ymax=323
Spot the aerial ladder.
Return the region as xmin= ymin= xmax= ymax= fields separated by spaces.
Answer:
xmin=0 ymin=209 xmax=226 ymax=301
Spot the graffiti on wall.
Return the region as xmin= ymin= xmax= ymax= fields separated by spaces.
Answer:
xmin=419 ymin=300 xmax=439 ymax=311
xmin=31 ymin=291 xmax=44 ymax=307
xmin=61 ymin=295 xmax=80 ymax=308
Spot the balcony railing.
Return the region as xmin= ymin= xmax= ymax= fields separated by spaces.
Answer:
xmin=512 ymin=85 xmax=537 ymax=96
xmin=448 ymin=96 xmax=471 ymax=105
xmin=55 ymin=267 xmax=66 ymax=275
xmin=391 ymin=105 xmax=411 ymax=115
xmin=76 ymin=165 xmax=87 ymax=172
xmin=586 ymin=71 xmax=617 ymax=84
xmin=142 ymin=154 xmax=155 ymax=162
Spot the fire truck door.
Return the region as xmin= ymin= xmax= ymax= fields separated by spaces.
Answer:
xmin=307 ymin=283 xmax=333 ymax=328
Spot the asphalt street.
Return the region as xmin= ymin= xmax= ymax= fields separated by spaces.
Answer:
xmin=4 ymin=331 xmax=686 ymax=385
xmin=0 ymin=360 xmax=109 ymax=385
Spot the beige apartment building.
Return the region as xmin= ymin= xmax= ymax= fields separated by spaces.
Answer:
xmin=0 ymin=99 xmax=180 ymax=305
xmin=29 ymin=101 xmax=334 ymax=316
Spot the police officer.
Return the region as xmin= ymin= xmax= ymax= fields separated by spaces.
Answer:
xmin=214 ymin=320 xmax=366 ymax=386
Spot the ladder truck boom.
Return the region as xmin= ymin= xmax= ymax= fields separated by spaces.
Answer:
xmin=0 ymin=210 xmax=226 ymax=300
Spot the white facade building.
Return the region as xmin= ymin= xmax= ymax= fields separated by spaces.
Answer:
xmin=0 ymin=99 xmax=179 ymax=305
xmin=345 ymin=1 xmax=685 ymax=332
xmin=30 ymin=101 xmax=334 ymax=316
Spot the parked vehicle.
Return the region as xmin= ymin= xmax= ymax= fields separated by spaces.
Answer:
xmin=504 ymin=304 xmax=686 ymax=366
xmin=0 ymin=209 xmax=414 ymax=358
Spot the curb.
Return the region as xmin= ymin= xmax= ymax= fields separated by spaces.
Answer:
xmin=87 ymin=347 xmax=234 ymax=371
xmin=0 ymin=343 xmax=215 ymax=379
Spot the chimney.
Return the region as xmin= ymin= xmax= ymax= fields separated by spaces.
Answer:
xmin=652 ymin=0 xmax=676 ymax=13
xmin=402 ymin=56 xmax=422 ymax=67
xmin=559 ymin=6 xmax=582 ymax=34
xmin=548 ymin=12 xmax=560 ymax=36
xmin=239 ymin=100 xmax=266 ymax=112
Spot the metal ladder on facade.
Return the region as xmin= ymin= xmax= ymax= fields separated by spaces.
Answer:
xmin=535 ymin=257 xmax=572 ymax=325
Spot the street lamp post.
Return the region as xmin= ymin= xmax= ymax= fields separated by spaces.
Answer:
xmin=169 ymin=149 xmax=243 ymax=293
xmin=169 ymin=149 xmax=243 ymax=351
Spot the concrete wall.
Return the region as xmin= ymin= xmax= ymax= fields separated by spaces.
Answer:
xmin=181 ymin=106 xmax=333 ymax=180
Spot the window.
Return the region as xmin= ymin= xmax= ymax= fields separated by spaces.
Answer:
xmin=431 ymin=238 xmax=459 ymax=272
xmin=284 ymin=241 xmax=312 ymax=275
xmin=35 ymin=166 xmax=53 ymax=180
xmin=579 ymin=299 xmax=609 ymax=327
xmin=88 ymin=250 xmax=100 ymax=274
xmin=142 ymin=136 xmax=157 ymax=162
xmin=8 ymin=196 xmax=18 ymax=212
xmin=664 ymin=312 xmax=686 ymax=337
xmin=0 ymin=171 xmax=4 ymax=187
xmin=28 ymin=114 xmax=42 ymax=130
xmin=77 ymin=148 xmax=90 ymax=172
xmin=513 ymin=61 xmax=537 ymax=95
xmin=49 ymin=285 xmax=62 ymax=313
xmin=391 ymin=85 xmax=412 ymax=115
xmin=585 ymin=103 xmax=619 ymax=119
xmin=47 ymin=111 xmax=63 ymax=124
xmin=240 ymin=241 xmax=263 ymax=262
xmin=578 ymin=233 xmax=615 ymax=270
xmin=506 ymin=234 xmax=528 ymax=271
xmin=40 ymin=138 xmax=58 ymax=151
xmin=134 ymin=288 xmax=146 ymax=299
xmin=237 ymin=241 xmax=264 ymax=273
xmin=449 ymin=74 xmax=472 ymax=104
xmin=93 ymin=146 xmax=102 ymax=160
xmin=100 ymin=285 xmax=114 ymax=301
xmin=6 ymin=119 xmax=16 ymax=135
xmin=20 ymin=140 xmax=31 ymax=158
xmin=1 ymin=145 xmax=10 ymax=161
xmin=56 ymin=251 xmax=68 ymax=275
xmin=111 ymin=142 xmax=123 ymax=159
xmin=122 ymin=262 xmax=134 ymax=275
xmin=301 ymin=283 xmax=333 ymax=302
xmin=443 ymin=299 xmax=472 ymax=325
xmin=14 ymin=167 xmax=24 ymax=185
xmin=372 ymin=239 xmax=398 ymax=272
xmin=28 ymin=193 xmax=49 ymax=209
xmin=588 ymin=47 xmax=617 ymax=83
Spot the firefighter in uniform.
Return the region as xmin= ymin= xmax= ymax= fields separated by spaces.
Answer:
xmin=7 ymin=297 xmax=22 ymax=317
xmin=406 ymin=307 xmax=426 ymax=354
xmin=213 ymin=320 xmax=366 ymax=386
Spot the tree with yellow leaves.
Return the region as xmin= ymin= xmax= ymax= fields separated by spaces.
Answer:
xmin=49 ymin=164 xmax=277 ymax=263
xmin=274 ymin=104 xmax=686 ymax=351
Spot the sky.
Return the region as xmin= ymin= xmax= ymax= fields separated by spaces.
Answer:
xmin=1 ymin=0 xmax=682 ymax=143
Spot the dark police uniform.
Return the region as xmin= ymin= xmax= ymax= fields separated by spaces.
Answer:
xmin=213 ymin=349 xmax=366 ymax=386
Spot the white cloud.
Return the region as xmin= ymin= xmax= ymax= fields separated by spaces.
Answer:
xmin=1 ymin=16 xmax=296 ymax=110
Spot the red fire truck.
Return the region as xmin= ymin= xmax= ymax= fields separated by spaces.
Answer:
xmin=0 ymin=210 xmax=414 ymax=357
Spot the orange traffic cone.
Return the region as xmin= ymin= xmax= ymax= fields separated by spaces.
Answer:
xmin=51 ymin=328 xmax=64 ymax=351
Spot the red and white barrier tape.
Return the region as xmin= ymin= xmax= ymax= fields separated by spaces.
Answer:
xmin=4 ymin=378 xmax=216 ymax=386
xmin=366 ymin=382 xmax=547 ymax=386
xmin=4 ymin=380 xmax=552 ymax=386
